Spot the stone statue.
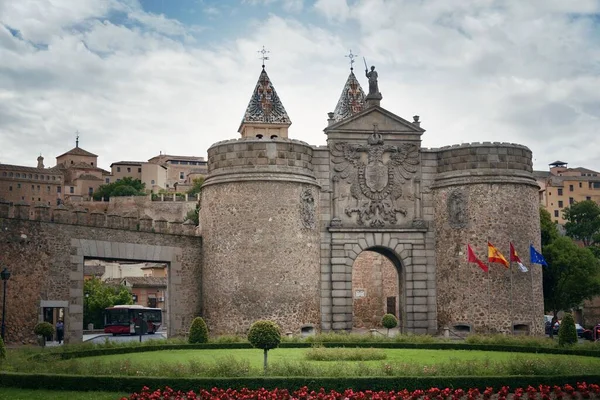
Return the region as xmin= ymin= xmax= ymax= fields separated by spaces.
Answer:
xmin=365 ymin=66 xmax=379 ymax=95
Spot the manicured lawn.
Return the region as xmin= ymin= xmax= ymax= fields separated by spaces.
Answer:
xmin=0 ymin=387 xmax=126 ymax=399
xmin=78 ymin=348 xmax=600 ymax=368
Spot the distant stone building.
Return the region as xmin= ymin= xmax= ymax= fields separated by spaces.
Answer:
xmin=109 ymin=161 xmax=168 ymax=193
xmin=0 ymin=138 xmax=109 ymax=205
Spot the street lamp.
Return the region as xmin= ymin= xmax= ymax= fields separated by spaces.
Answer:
xmin=1 ymin=267 xmax=11 ymax=341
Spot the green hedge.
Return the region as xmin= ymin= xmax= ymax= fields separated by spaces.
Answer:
xmin=43 ymin=341 xmax=600 ymax=361
xmin=2 ymin=372 xmax=600 ymax=392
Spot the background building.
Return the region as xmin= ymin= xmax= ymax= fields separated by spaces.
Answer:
xmin=535 ymin=161 xmax=600 ymax=224
xmin=0 ymin=155 xmax=63 ymax=205
xmin=109 ymin=161 xmax=168 ymax=193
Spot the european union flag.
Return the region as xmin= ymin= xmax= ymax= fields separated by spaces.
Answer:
xmin=529 ymin=244 xmax=548 ymax=267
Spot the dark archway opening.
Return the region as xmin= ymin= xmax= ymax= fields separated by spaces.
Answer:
xmin=351 ymin=246 xmax=403 ymax=331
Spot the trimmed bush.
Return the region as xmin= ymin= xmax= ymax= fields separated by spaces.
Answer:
xmin=0 ymin=336 xmax=6 ymax=360
xmin=381 ymin=314 xmax=398 ymax=336
xmin=248 ymin=320 xmax=281 ymax=373
xmin=34 ymin=322 xmax=55 ymax=337
xmin=188 ymin=317 xmax=209 ymax=344
xmin=558 ymin=313 xmax=578 ymax=346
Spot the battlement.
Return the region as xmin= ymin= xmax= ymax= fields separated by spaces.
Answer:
xmin=0 ymin=200 xmax=200 ymax=236
xmin=205 ymin=136 xmax=318 ymax=187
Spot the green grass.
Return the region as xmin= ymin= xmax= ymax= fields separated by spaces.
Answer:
xmin=12 ymin=348 xmax=597 ymax=377
xmin=0 ymin=387 xmax=126 ymax=399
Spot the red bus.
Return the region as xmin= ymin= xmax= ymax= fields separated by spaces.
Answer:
xmin=104 ymin=305 xmax=162 ymax=335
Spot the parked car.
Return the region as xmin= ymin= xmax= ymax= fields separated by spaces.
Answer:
xmin=552 ymin=321 xmax=585 ymax=338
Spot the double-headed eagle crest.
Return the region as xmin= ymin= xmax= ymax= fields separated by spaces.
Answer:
xmin=330 ymin=128 xmax=419 ymax=227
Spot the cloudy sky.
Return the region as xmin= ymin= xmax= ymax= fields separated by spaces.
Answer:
xmin=1 ymin=0 xmax=599 ymax=172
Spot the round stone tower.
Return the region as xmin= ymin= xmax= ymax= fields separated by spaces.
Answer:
xmin=431 ymin=142 xmax=543 ymax=335
xmin=200 ymin=67 xmax=321 ymax=334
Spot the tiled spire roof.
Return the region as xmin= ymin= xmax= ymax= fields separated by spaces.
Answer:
xmin=333 ymin=70 xmax=366 ymax=122
xmin=240 ymin=68 xmax=291 ymax=126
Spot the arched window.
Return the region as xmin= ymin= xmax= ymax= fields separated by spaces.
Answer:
xmin=34 ymin=174 xmax=38 ymax=179
xmin=2 ymin=172 xmax=6 ymax=177
xmin=8 ymin=172 xmax=13 ymax=177
xmin=15 ymin=173 xmax=20 ymax=178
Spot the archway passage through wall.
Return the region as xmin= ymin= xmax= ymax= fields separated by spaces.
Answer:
xmin=352 ymin=246 xmax=403 ymax=331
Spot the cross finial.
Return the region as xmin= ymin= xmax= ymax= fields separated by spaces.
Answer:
xmin=345 ymin=49 xmax=357 ymax=71
xmin=258 ymin=46 xmax=270 ymax=69
xmin=75 ymin=130 xmax=79 ymax=148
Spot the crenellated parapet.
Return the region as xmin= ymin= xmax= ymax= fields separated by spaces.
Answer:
xmin=424 ymin=142 xmax=537 ymax=189
xmin=0 ymin=200 xmax=200 ymax=236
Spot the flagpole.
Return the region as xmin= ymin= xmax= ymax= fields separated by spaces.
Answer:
xmin=509 ymin=241 xmax=514 ymax=335
xmin=487 ymin=239 xmax=492 ymax=334
xmin=529 ymin=241 xmax=536 ymax=334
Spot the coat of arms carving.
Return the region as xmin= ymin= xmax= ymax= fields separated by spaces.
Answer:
xmin=330 ymin=126 xmax=420 ymax=227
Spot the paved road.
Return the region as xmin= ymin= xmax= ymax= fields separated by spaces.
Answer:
xmin=83 ymin=332 xmax=167 ymax=344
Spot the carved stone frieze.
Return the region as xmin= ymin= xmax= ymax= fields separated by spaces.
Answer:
xmin=447 ymin=189 xmax=468 ymax=229
xmin=300 ymin=188 xmax=316 ymax=229
xmin=330 ymin=127 xmax=419 ymax=227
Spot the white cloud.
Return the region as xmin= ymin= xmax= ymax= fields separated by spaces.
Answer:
xmin=0 ymin=0 xmax=599 ymax=173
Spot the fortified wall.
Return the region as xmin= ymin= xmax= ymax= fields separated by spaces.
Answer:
xmin=0 ymin=201 xmax=202 ymax=344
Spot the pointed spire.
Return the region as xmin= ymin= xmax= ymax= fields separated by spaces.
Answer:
xmin=332 ymin=70 xmax=366 ymax=122
xmin=75 ymin=130 xmax=80 ymax=148
xmin=239 ymin=67 xmax=291 ymax=138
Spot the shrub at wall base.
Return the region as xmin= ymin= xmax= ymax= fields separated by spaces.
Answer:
xmin=33 ymin=322 xmax=55 ymax=347
xmin=188 ymin=317 xmax=209 ymax=344
xmin=558 ymin=313 xmax=577 ymax=346
xmin=247 ymin=320 xmax=281 ymax=374
xmin=381 ymin=314 xmax=398 ymax=336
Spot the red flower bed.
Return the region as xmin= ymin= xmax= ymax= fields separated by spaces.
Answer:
xmin=125 ymin=383 xmax=600 ymax=400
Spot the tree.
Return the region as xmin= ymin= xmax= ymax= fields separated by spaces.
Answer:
xmin=33 ymin=322 xmax=55 ymax=347
xmin=247 ymin=320 xmax=281 ymax=374
xmin=563 ymin=200 xmax=600 ymax=247
xmin=558 ymin=312 xmax=577 ymax=346
xmin=83 ymin=277 xmax=133 ymax=329
xmin=92 ymin=177 xmax=146 ymax=200
xmin=187 ymin=177 xmax=205 ymax=196
xmin=381 ymin=313 xmax=398 ymax=336
xmin=188 ymin=317 xmax=209 ymax=343
xmin=543 ymin=236 xmax=600 ymax=321
xmin=540 ymin=207 xmax=559 ymax=247
xmin=185 ymin=204 xmax=199 ymax=226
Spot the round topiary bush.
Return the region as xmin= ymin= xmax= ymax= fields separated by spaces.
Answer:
xmin=558 ymin=312 xmax=577 ymax=346
xmin=34 ymin=322 xmax=54 ymax=338
xmin=381 ymin=313 xmax=398 ymax=336
xmin=0 ymin=336 xmax=6 ymax=360
xmin=188 ymin=317 xmax=209 ymax=344
xmin=248 ymin=320 xmax=281 ymax=373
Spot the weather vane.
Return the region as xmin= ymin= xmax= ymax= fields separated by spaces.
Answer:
xmin=258 ymin=46 xmax=270 ymax=69
xmin=345 ymin=49 xmax=357 ymax=71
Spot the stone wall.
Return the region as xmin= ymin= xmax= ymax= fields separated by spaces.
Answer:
xmin=352 ymin=251 xmax=399 ymax=328
xmin=431 ymin=143 xmax=543 ymax=334
xmin=0 ymin=202 xmax=202 ymax=344
xmin=200 ymin=137 xmax=321 ymax=334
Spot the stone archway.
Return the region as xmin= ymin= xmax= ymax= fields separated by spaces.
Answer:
xmin=352 ymin=247 xmax=403 ymax=330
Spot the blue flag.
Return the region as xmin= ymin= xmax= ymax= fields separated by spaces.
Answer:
xmin=529 ymin=245 xmax=548 ymax=267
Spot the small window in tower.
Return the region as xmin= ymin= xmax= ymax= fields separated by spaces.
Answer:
xmin=57 ymin=187 xmax=61 ymax=193
xmin=71 ymin=161 xmax=73 ymax=164
xmin=558 ymin=200 xmax=563 ymax=208
xmin=117 ymin=167 xmax=121 ymax=172
xmin=179 ymin=172 xmax=184 ymax=180
xmin=569 ymin=184 xmax=574 ymax=192
xmin=579 ymin=182 xmax=582 ymax=188
xmin=17 ymin=183 xmax=21 ymax=189
xmin=91 ymin=162 xmax=94 ymax=166
xmin=554 ymin=210 xmax=559 ymax=217
xmin=569 ymin=197 xmax=574 ymax=205
xmin=558 ymin=188 xmax=563 ymax=196
xmin=9 ymin=186 xmax=12 ymax=191
xmin=16 ymin=173 xmax=20 ymax=178
xmin=587 ymin=196 xmax=591 ymax=201
xmin=127 ymin=167 xmax=131 ymax=173
xmin=69 ymin=187 xmax=74 ymax=194
xmin=138 ymin=168 xmax=141 ymax=173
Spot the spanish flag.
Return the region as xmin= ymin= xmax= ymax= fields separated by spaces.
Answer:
xmin=467 ymin=244 xmax=488 ymax=272
xmin=488 ymin=241 xmax=509 ymax=268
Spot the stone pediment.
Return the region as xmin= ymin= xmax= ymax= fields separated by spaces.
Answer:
xmin=325 ymin=106 xmax=424 ymax=134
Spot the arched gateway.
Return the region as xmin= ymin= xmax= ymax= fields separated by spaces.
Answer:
xmin=200 ymin=65 xmax=543 ymax=335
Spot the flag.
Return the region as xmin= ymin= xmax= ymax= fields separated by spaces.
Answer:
xmin=488 ymin=241 xmax=509 ymax=268
xmin=467 ymin=244 xmax=488 ymax=272
xmin=530 ymin=244 xmax=548 ymax=267
xmin=509 ymin=242 xmax=528 ymax=272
